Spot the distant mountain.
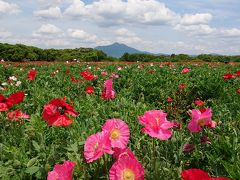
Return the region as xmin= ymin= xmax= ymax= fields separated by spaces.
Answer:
xmin=95 ymin=42 xmax=150 ymax=58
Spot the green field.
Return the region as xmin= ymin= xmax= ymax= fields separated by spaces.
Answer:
xmin=0 ymin=62 xmax=239 ymax=179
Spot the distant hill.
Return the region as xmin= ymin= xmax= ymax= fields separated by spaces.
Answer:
xmin=95 ymin=42 xmax=150 ymax=58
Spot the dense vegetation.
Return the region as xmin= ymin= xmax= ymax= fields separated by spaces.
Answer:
xmin=0 ymin=43 xmax=116 ymax=62
xmin=0 ymin=63 xmax=239 ymax=179
xmin=120 ymin=52 xmax=240 ymax=62
xmin=0 ymin=43 xmax=240 ymax=62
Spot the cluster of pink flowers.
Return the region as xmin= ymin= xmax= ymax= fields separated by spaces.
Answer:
xmin=84 ymin=119 xmax=144 ymax=179
xmin=101 ymin=79 xmax=116 ymax=99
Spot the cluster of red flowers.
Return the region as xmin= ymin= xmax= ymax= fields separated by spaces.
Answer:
xmin=81 ymin=69 xmax=98 ymax=80
xmin=0 ymin=91 xmax=30 ymax=121
xmin=223 ymin=70 xmax=240 ymax=79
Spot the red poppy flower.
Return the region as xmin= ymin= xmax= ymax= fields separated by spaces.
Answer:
xmin=85 ymin=86 xmax=94 ymax=94
xmin=179 ymin=83 xmax=186 ymax=89
xmin=237 ymin=89 xmax=240 ymax=94
xmin=183 ymin=144 xmax=195 ymax=153
xmin=42 ymin=98 xmax=78 ymax=126
xmin=65 ymin=69 xmax=70 ymax=74
xmin=81 ymin=70 xmax=98 ymax=80
xmin=0 ymin=92 xmax=25 ymax=111
xmin=148 ymin=70 xmax=155 ymax=74
xmin=194 ymin=100 xmax=205 ymax=106
xmin=235 ymin=70 xmax=240 ymax=77
xmin=28 ymin=69 xmax=37 ymax=81
xmin=167 ymin=97 xmax=173 ymax=103
xmin=223 ymin=73 xmax=235 ymax=79
xmin=70 ymin=75 xmax=79 ymax=83
xmin=181 ymin=168 xmax=230 ymax=180
xmin=7 ymin=110 xmax=30 ymax=121
xmin=7 ymin=92 xmax=25 ymax=105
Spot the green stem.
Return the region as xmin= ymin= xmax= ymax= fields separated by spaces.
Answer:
xmin=152 ymin=138 xmax=157 ymax=177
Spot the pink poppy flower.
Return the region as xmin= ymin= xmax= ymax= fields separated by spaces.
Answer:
xmin=47 ymin=160 xmax=76 ymax=180
xmin=84 ymin=131 xmax=113 ymax=163
xmin=102 ymin=119 xmax=130 ymax=149
xmin=138 ymin=110 xmax=174 ymax=140
xmin=187 ymin=108 xmax=214 ymax=133
xmin=101 ymin=71 xmax=108 ymax=76
xmin=7 ymin=110 xmax=30 ymax=121
xmin=181 ymin=68 xmax=190 ymax=74
xmin=113 ymin=148 xmax=136 ymax=160
xmin=181 ymin=168 xmax=230 ymax=180
xmin=173 ymin=120 xmax=181 ymax=129
xmin=179 ymin=83 xmax=186 ymax=89
xmin=200 ymin=135 xmax=211 ymax=144
xmin=101 ymin=79 xmax=116 ymax=99
xmin=183 ymin=144 xmax=195 ymax=153
xmin=111 ymin=73 xmax=119 ymax=79
xmin=109 ymin=155 xmax=144 ymax=180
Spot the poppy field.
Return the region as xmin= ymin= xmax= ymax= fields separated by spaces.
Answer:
xmin=0 ymin=62 xmax=240 ymax=180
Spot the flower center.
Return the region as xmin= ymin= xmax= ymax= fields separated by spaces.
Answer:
xmin=198 ymin=119 xmax=205 ymax=126
xmin=155 ymin=117 xmax=161 ymax=125
xmin=122 ymin=169 xmax=135 ymax=180
xmin=110 ymin=128 xmax=120 ymax=140
xmin=56 ymin=106 xmax=66 ymax=115
xmin=94 ymin=142 xmax=99 ymax=151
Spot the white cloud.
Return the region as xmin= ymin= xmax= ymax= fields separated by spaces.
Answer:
xmin=180 ymin=13 xmax=212 ymax=25
xmin=64 ymin=0 xmax=179 ymax=26
xmin=34 ymin=6 xmax=62 ymax=19
xmin=43 ymin=39 xmax=71 ymax=47
xmin=64 ymin=0 xmax=89 ymax=17
xmin=67 ymin=28 xmax=98 ymax=42
xmin=0 ymin=0 xmax=20 ymax=15
xmin=36 ymin=0 xmax=72 ymax=8
xmin=175 ymin=24 xmax=216 ymax=35
xmin=0 ymin=29 xmax=12 ymax=39
xmin=34 ymin=24 xmax=62 ymax=35
xmin=218 ymin=28 xmax=240 ymax=37
xmin=114 ymin=28 xmax=142 ymax=44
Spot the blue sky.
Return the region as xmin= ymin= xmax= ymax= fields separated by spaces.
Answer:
xmin=0 ymin=0 xmax=240 ymax=55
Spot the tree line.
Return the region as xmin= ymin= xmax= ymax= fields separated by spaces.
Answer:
xmin=0 ymin=43 xmax=116 ymax=62
xmin=120 ymin=53 xmax=240 ymax=62
xmin=0 ymin=43 xmax=240 ymax=62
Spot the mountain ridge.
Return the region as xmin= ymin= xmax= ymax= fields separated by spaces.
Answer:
xmin=95 ymin=42 xmax=151 ymax=58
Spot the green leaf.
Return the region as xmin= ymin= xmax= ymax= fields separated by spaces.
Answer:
xmin=25 ymin=166 xmax=40 ymax=175
xmin=32 ymin=141 xmax=41 ymax=152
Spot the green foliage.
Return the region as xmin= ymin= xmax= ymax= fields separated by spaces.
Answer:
xmin=0 ymin=63 xmax=240 ymax=179
xmin=0 ymin=43 xmax=109 ymax=62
